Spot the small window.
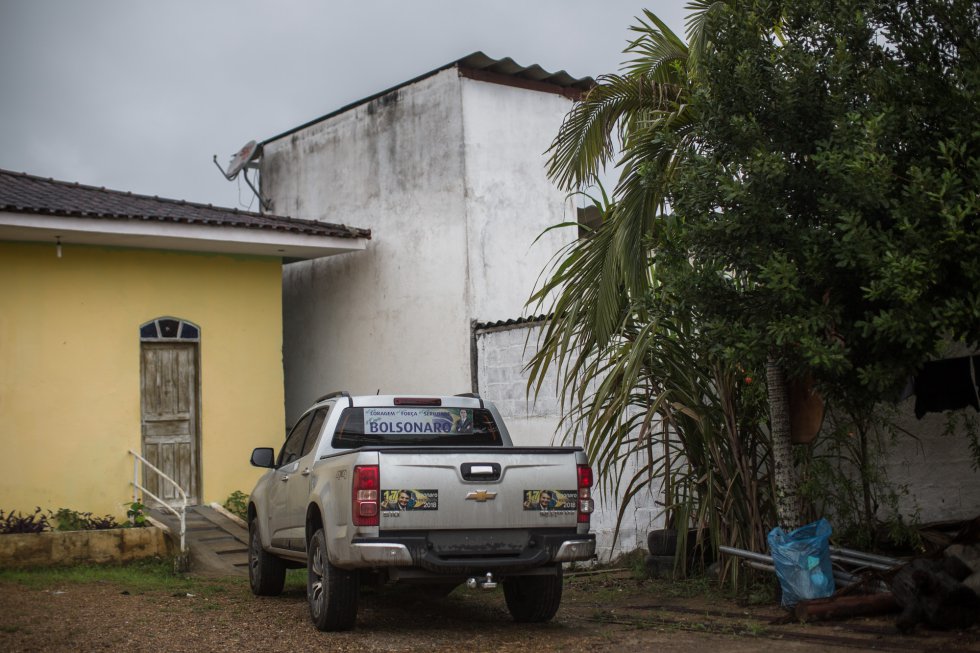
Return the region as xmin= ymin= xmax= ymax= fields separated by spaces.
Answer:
xmin=159 ymin=319 xmax=180 ymax=338
xmin=139 ymin=317 xmax=200 ymax=342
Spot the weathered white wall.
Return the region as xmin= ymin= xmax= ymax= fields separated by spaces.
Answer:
xmin=460 ymin=78 xmax=578 ymax=321
xmin=476 ymin=323 xmax=664 ymax=561
xmin=263 ymin=70 xmax=472 ymax=422
xmin=884 ymin=398 xmax=980 ymax=522
xmin=263 ymin=69 xmax=581 ymax=425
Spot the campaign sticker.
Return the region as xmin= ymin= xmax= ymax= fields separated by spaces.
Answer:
xmin=381 ymin=489 xmax=438 ymax=511
xmin=364 ymin=408 xmax=474 ymax=435
xmin=522 ymin=490 xmax=577 ymax=512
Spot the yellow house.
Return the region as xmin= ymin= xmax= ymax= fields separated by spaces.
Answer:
xmin=0 ymin=169 xmax=369 ymax=519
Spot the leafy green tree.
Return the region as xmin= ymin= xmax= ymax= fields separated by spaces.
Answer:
xmin=668 ymin=0 xmax=978 ymax=526
xmin=532 ymin=0 xmax=978 ymax=554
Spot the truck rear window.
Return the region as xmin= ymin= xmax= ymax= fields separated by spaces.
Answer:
xmin=332 ymin=407 xmax=502 ymax=448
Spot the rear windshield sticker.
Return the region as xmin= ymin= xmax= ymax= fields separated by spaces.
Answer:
xmin=381 ymin=489 xmax=438 ymax=511
xmin=365 ymin=408 xmax=474 ymax=435
xmin=523 ymin=490 xmax=577 ymax=512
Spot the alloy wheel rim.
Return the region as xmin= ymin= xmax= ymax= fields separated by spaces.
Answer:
xmin=309 ymin=540 xmax=325 ymax=617
xmin=249 ymin=531 xmax=259 ymax=578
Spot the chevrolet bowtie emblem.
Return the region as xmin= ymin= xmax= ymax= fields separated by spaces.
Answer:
xmin=465 ymin=490 xmax=498 ymax=502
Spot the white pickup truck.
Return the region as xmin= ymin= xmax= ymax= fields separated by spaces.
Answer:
xmin=247 ymin=392 xmax=596 ymax=631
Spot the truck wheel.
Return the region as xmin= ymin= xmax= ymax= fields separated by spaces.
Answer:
xmin=307 ymin=527 xmax=358 ymax=631
xmin=248 ymin=519 xmax=285 ymax=596
xmin=503 ymin=566 xmax=563 ymax=623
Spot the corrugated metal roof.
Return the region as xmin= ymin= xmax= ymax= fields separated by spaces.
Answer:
xmin=474 ymin=314 xmax=550 ymax=332
xmin=264 ymin=52 xmax=594 ymax=145
xmin=456 ymin=52 xmax=594 ymax=91
xmin=0 ymin=168 xmax=371 ymax=239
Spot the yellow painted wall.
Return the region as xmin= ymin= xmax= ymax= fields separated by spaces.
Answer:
xmin=0 ymin=242 xmax=284 ymax=519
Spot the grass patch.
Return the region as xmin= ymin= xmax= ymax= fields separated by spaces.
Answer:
xmin=646 ymin=575 xmax=721 ymax=599
xmin=0 ymin=557 xmax=239 ymax=594
xmin=284 ymin=568 xmax=306 ymax=592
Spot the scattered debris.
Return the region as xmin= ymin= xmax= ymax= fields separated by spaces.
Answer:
xmin=721 ymin=516 xmax=980 ymax=633
xmin=890 ymin=556 xmax=980 ymax=632
xmin=793 ymin=593 xmax=900 ymax=622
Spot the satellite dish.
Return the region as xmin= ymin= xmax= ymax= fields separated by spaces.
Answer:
xmin=212 ymin=139 xmax=271 ymax=212
xmin=216 ymin=140 xmax=261 ymax=180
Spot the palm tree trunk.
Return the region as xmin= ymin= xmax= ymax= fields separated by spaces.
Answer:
xmin=767 ymin=354 xmax=802 ymax=529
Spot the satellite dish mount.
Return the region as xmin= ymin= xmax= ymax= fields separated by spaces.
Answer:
xmin=213 ymin=140 xmax=271 ymax=212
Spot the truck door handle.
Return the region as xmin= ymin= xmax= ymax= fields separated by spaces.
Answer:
xmin=279 ymin=474 xmax=289 ymax=482
xmin=301 ymin=468 xmax=311 ymax=476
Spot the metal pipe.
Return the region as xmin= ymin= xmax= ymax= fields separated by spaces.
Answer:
xmin=723 ymin=545 xmax=900 ymax=570
xmin=743 ymin=560 xmax=860 ymax=585
xmin=830 ymin=546 xmax=902 ymax=568
xmin=719 ymin=545 xmax=773 ymax=565
xmin=830 ymin=553 xmax=896 ymax=571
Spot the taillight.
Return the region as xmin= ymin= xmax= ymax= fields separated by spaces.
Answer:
xmin=353 ymin=465 xmax=379 ymax=526
xmin=577 ymin=464 xmax=594 ymax=524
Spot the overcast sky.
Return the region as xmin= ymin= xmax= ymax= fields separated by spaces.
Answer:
xmin=0 ymin=1 xmax=688 ymax=212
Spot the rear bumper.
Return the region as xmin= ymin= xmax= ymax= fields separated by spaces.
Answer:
xmin=348 ymin=530 xmax=595 ymax=575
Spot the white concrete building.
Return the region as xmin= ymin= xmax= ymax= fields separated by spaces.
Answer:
xmin=260 ymin=53 xmax=588 ymax=421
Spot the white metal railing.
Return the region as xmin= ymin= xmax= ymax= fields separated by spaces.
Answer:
xmin=128 ymin=449 xmax=188 ymax=552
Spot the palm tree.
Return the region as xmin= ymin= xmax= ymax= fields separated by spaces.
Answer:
xmin=528 ymin=3 xmax=802 ymax=575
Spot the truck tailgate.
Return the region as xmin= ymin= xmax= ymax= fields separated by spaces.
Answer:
xmin=377 ymin=448 xmax=581 ymax=531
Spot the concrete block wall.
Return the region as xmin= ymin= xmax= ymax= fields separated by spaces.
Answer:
xmin=884 ymin=399 xmax=980 ymax=522
xmin=475 ymin=322 xmax=664 ymax=561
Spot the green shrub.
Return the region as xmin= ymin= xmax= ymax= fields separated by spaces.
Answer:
xmin=126 ymin=501 xmax=148 ymax=528
xmin=223 ymin=491 xmax=248 ymax=521
xmin=0 ymin=508 xmax=49 ymax=534
xmin=49 ymin=508 xmax=120 ymax=531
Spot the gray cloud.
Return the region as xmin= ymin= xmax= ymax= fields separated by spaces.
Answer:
xmin=0 ymin=0 xmax=687 ymax=210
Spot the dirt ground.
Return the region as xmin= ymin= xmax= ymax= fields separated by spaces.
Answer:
xmin=1 ymin=569 xmax=978 ymax=653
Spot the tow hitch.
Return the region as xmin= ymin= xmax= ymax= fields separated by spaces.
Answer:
xmin=466 ymin=572 xmax=497 ymax=590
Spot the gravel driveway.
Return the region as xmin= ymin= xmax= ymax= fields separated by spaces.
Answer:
xmin=2 ymin=569 xmax=978 ymax=652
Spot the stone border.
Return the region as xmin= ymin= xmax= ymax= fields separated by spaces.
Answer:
xmin=0 ymin=527 xmax=172 ymax=569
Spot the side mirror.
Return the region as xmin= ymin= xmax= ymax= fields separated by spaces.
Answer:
xmin=250 ymin=447 xmax=276 ymax=468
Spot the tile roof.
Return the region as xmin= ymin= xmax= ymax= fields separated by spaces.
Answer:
xmin=0 ymin=168 xmax=371 ymax=240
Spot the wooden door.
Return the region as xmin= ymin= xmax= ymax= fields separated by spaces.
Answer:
xmin=140 ymin=342 xmax=200 ymax=505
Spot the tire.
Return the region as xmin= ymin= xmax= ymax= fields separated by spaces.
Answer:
xmin=307 ymin=527 xmax=359 ymax=631
xmin=647 ymin=528 xmax=678 ymax=556
xmin=503 ymin=567 xmax=563 ymax=623
xmin=248 ymin=519 xmax=286 ymax=596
